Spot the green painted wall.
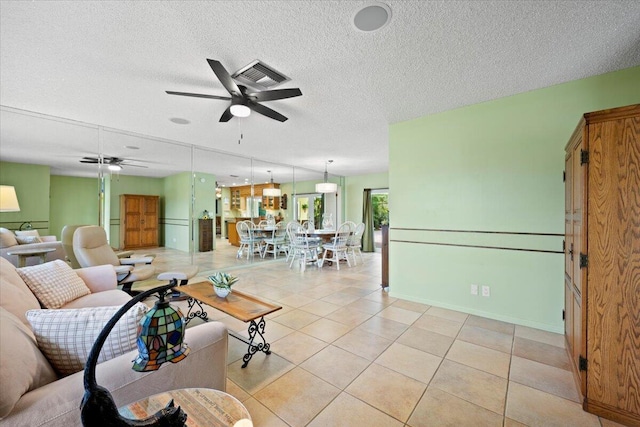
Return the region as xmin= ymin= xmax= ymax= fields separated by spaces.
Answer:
xmin=49 ymin=175 xmax=99 ymax=238
xmin=193 ymin=172 xmax=217 ymax=250
xmin=163 ymin=172 xmax=192 ymax=252
xmin=345 ymin=172 xmax=389 ymax=224
xmin=0 ymin=162 xmax=51 ymax=234
xmin=389 ymin=66 xmax=640 ymax=333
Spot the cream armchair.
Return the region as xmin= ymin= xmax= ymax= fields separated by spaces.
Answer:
xmin=62 ymin=225 xmax=154 ymax=269
xmin=72 ymin=226 xmax=156 ymax=295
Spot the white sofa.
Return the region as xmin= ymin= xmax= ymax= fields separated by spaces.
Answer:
xmin=0 ymin=257 xmax=228 ymax=427
xmin=0 ymin=228 xmax=66 ymax=267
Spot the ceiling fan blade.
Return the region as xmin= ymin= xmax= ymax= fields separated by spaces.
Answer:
xmin=80 ymin=159 xmax=99 ymax=164
xmin=246 ymin=88 xmax=302 ymax=102
xmin=248 ymin=102 xmax=288 ymax=122
xmin=121 ymin=163 xmax=148 ymax=168
xmin=166 ymin=91 xmax=230 ymax=101
xmin=219 ymin=106 xmax=233 ymax=122
xmin=207 ymin=59 xmax=241 ymax=96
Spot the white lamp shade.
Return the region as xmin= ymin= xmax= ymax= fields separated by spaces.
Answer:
xmin=315 ymin=182 xmax=338 ymax=193
xmin=0 ymin=185 xmax=20 ymax=212
xmin=263 ymin=188 xmax=281 ymax=197
xmin=230 ymin=104 xmax=251 ymax=117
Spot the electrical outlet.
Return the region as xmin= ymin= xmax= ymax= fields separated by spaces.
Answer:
xmin=481 ymin=285 xmax=490 ymax=297
xmin=470 ymin=284 xmax=479 ymax=295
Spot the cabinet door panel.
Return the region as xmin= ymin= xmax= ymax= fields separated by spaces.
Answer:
xmin=121 ymin=195 xmax=159 ymax=249
xmin=123 ymin=196 xmax=142 ymax=248
xmin=586 ymin=117 xmax=640 ymax=414
xmin=565 ymin=281 xmax=573 ymax=346
xmin=140 ymin=197 xmax=158 ymax=247
xmin=565 ymin=156 xmax=573 ymax=283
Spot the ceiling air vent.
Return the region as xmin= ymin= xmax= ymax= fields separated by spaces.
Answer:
xmin=232 ymin=60 xmax=291 ymax=91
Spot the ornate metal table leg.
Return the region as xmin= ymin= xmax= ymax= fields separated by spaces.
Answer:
xmin=241 ymin=316 xmax=271 ymax=368
xmin=183 ymin=297 xmax=208 ymax=325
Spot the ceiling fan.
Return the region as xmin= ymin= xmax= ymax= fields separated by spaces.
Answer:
xmin=80 ymin=156 xmax=148 ymax=171
xmin=166 ymin=59 xmax=302 ymax=122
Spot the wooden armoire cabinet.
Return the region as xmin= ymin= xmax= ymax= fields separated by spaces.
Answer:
xmin=564 ymin=104 xmax=639 ymax=426
xmin=119 ymin=195 xmax=159 ymax=250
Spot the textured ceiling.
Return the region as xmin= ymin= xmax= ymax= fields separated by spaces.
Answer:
xmin=1 ymin=1 xmax=639 ymax=185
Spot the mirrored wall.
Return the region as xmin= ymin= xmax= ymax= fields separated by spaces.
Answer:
xmin=0 ymin=106 xmax=344 ymax=274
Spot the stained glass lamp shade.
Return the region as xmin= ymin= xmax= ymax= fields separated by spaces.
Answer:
xmin=133 ymin=294 xmax=189 ymax=371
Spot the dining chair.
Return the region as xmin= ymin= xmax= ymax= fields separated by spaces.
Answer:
xmin=319 ymin=222 xmax=351 ymax=270
xmin=286 ymin=221 xmax=320 ymax=271
xmin=285 ymin=221 xmax=300 ymax=262
xmin=347 ymin=222 xmax=365 ymax=265
xmin=236 ymin=221 xmax=263 ymax=259
xmin=262 ymin=222 xmax=288 ymax=259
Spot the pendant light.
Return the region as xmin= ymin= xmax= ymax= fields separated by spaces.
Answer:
xmin=263 ymin=170 xmax=281 ymax=197
xmin=315 ymin=160 xmax=338 ymax=193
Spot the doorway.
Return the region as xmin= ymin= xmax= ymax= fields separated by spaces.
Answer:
xmin=371 ymin=189 xmax=389 ymax=251
xmin=294 ymin=193 xmax=324 ymax=228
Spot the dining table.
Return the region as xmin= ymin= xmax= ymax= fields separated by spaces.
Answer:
xmin=299 ymin=229 xmax=339 ymax=244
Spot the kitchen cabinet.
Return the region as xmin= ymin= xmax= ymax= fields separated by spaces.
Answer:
xmin=227 ymin=221 xmax=240 ymax=246
xmin=230 ymin=189 xmax=241 ymax=209
xmin=199 ymin=218 xmax=213 ymax=252
xmin=119 ymin=195 xmax=159 ymax=249
xmin=564 ymin=104 xmax=640 ymax=426
xmin=230 ymin=183 xmax=280 ymax=211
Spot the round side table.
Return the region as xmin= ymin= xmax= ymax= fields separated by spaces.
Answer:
xmin=118 ymin=388 xmax=252 ymax=427
xmin=7 ymin=247 xmax=56 ymax=267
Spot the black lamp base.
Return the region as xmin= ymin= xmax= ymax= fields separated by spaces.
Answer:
xmin=81 ymin=385 xmax=186 ymax=427
xmin=80 ymin=281 xmax=188 ymax=427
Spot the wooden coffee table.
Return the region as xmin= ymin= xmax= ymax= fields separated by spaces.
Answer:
xmin=177 ymin=281 xmax=282 ymax=368
xmin=118 ymin=387 xmax=252 ymax=426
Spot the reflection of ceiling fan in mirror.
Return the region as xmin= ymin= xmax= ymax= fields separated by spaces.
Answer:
xmin=166 ymin=59 xmax=302 ymax=122
xmin=80 ymin=156 xmax=148 ymax=171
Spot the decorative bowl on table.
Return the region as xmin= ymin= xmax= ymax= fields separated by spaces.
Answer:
xmin=208 ymin=272 xmax=238 ymax=298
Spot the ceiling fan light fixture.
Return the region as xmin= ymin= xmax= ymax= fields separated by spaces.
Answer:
xmin=230 ymin=103 xmax=251 ymax=118
xmin=108 ymin=164 xmax=122 ymax=171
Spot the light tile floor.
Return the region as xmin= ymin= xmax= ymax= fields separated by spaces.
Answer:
xmin=132 ymin=241 xmax=623 ymax=427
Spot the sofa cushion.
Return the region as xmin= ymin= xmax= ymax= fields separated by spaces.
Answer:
xmin=16 ymin=235 xmax=43 ymax=244
xmin=17 ymin=260 xmax=91 ymax=309
xmin=0 ymin=258 xmax=41 ymax=325
xmin=25 ymin=303 xmax=148 ymax=376
xmin=0 ymin=228 xmax=18 ymax=248
xmin=0 ymin=307 xmax=57 ymax=419
xmin=62 ymin=289 xmax=131 ymax=309
xmin=15 ymin=230 xmax=41 ymax=238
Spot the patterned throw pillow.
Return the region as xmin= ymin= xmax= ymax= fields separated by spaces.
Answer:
xmin=15 ymin=230 xmax=40 ymax=238
xmin=17 ymin=260 xmax=91 ymax=308
xmin=25 ymin=303 xmax=148 ymax=376
xmin=16 ymin=235 xmax=43 ymax=244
